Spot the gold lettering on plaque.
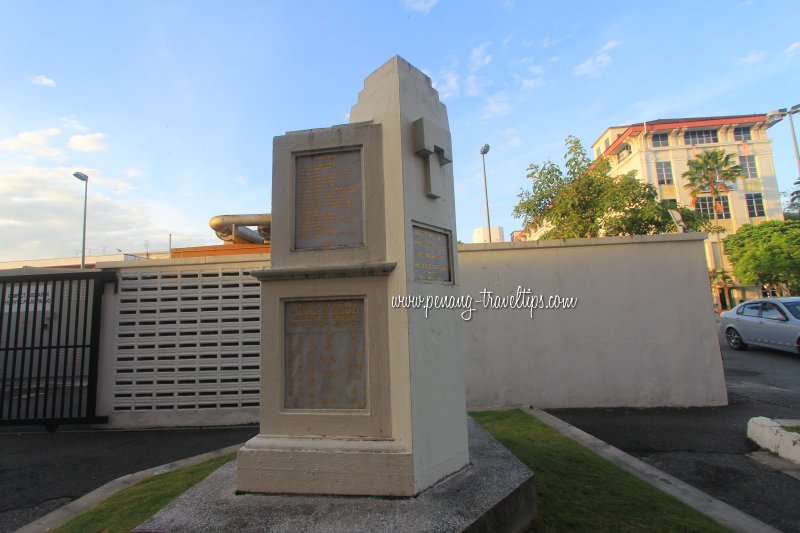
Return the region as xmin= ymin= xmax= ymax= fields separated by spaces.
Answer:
xmin=412 ymin=225 xmax=452 ymax=282
xmin=295 ymin=150 xmax=363 ymax=249
xmin=284 ymin=299 xmax=366 ymax=409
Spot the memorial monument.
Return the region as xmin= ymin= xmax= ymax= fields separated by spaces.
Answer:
xmin=236 ymin=56 xmax=470 ymax=496
xmin=136 ymin=57 xmax=534 ymax=532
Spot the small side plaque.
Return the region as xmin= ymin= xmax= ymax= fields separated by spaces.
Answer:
xmin=413 ymin=225 xmax=452 ymax=282
xmin=284 ymin=299 xmax=366 ymax=409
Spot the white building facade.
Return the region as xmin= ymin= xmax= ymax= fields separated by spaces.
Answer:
xmin=592 ymin=114 xmax=785 ymax=307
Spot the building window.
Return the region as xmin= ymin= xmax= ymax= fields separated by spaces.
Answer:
xmin=604 ymin=138 xmax=610 ymax=150
xmin=684 ymin=130 xmax=719 ymax=145
xmin=695 ymin=196 xmax=731 ymax=219
xmin=734 ymin=127 xmax=751 ymax=142
xmin=655 ymin=161 xmax=674 ymax=184
xmin=652 ymin=133 xmax=669 ymax=147
xmin=739 ymin=155 xmax=758 ymax=179
xmin=746 ymin=193 xmax=765 ymax=217
xmin=618 ymin=143 xmax=632 ymax=162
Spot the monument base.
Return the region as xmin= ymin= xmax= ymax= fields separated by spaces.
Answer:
xmin=135 ymin=419 xmax=536 ymax=533
xmin=236 ymin=436 xmax=415 ymax=496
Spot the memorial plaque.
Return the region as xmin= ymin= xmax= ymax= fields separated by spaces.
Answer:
xmin=284 ymin=299 xmax=367 ymax=409
xmin=413 ymin=225 xmax=452 ymax=282
xmin=294 ymin=150 xmax=363 ymax=250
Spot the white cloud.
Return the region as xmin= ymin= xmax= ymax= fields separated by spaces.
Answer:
xmin=401 ymin=0 xmax=438 ymax=13
xmin=235 ymin=176 xmax=248 ymax=185
xmin=522 ymin=77 xmax=544 ymax=89
xmin=735 ymin=51 xmax=765 ymax=65
xmin=483 ymin=92 xmax=511 ymax=118
xmin=432 ymin=69 xmax=460 ymax=99
xmin=601 ymin=40 xmax=622 ymax=51
xmin=465 ymin=74 xmax=491 ymax=97
xmin=470 ymin=43 xmax=492 ymax=71
xmin=498 ymin=127 xmax=523 ymax=149
xmin=30 ymin=74 xmax=55 ymax=87
xmin=506 ymin=137 xmax=523 ymax=149
xmin=0 ymin=128 xmax=63 ymax=158
xmin=0 ymin=165 xmax=215 ymax=261
xmin=69 ymin=132 xmax=107 ymax=152
xmin=629 ymin=75 xmax=745 ymax=121
xmin=124 ymin=168 xmax=142 ymax=178
xmin=573 ymin=40 xmax=621 ymax=77
xmin=574 ymin=52 xmax=612 ymax=77
xmin=784 ymin=42 xmax=800 ymax=57
xmin=61 ymin=116 xmax=87 ymax=132
xmin=95 ymin=176 xmax=136 ymax=193
xmin=520 ymin=63 xmax=544 ymax=88
xmin=541 ymin=37 xmax=556 ymax=49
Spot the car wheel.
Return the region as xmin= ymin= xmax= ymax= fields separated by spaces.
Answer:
xmin=726 ymin=328 xmax=747 ymax=351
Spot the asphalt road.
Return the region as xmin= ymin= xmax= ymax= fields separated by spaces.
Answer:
xmin=0 ymin=425 xmax=257 ymax=533
xmin=2 ymin=326 xmax=798 ymax=532
xmin=549 ymin=326 xmax=800 ymax=533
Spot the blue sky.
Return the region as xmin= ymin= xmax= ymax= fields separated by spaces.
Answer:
xmin=1 ymin=0 xmax=798 ymax=261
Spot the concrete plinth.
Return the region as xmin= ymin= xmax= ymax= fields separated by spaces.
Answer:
xmin=136 ymin=420 xmax=536 ymax=532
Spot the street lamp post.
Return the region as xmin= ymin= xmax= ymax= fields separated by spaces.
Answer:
xmin=480 ymin=144 xmax=492 ymax=243
xmin=767 ymin=104 xmax=800 ymax=179
xmin=73 ymin=172 xmax=89 ymax=269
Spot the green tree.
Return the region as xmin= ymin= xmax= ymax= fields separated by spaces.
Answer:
xmin=785 ymin=177 xmax=800 ymax=220
xmin=682 ymin=149 xmax=742 ymax=305
xmin=682 ymin=149 xmax=741 ymax=220
xmin=723 ymin=220 xmax=800 ymax=295
xmin=513 ymin=136 xmax=706 ymax=239
xmin=512 ymin=135 xmax=586 ymax=228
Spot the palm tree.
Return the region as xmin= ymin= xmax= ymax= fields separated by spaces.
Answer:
xmin=790 ymin=177 xmax=800 ymax=210
xmin=683 ymin=149 xmax=742 ymax=308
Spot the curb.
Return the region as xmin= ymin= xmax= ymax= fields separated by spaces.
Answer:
xmin=748 ymin=417 xmax=800 ymax=465
xmin=15 ymin=443 xmax=243 ymax=533
xmin=526 ymin=408 xmax=781 ymax=533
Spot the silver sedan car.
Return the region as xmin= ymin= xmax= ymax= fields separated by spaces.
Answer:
xmin=720 ymin=297 xmax=800 ymax=355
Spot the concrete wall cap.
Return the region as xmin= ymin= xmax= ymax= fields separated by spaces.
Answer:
xmin=459 ymin=232 xmax=708 ymax=253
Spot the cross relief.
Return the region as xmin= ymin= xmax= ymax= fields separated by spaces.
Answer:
xmin=412 ymin=117 xmax=452 ymax=199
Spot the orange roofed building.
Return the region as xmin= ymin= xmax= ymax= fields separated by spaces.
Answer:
xmin=514 ymin=114 xmax=785 ymax=307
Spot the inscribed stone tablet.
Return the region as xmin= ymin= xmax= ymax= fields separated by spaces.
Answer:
xmin=294 ymin=150 xmax=363 ymax=250
xmin=284 ymin=299 xmax=366 ymax=409
xmin=412 ymin=225 xmax=452 ymax=282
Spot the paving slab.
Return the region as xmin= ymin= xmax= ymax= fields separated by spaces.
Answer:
xmin=135 ymin=419 xmax=536 ymax=533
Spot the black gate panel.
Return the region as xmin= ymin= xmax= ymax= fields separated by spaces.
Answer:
xmin=0 ymin=271 xmax=115 ymax=426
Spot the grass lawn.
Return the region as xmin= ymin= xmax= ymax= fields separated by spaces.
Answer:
xmin=471 ymin=409 xmax=730 ymax=532
xmin=53 ymin=410 xmax=731 ymax=532
xmin=54 ymin=452 xmax=236 ymax=533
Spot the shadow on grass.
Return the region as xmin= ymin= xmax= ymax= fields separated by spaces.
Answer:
xmin=470 ymin=409 xmax=731 ymax=533
xmin=54 ymin=452 xmax=236 ymax=533
xmin=54 ymin=410 xmax=730 ymax=532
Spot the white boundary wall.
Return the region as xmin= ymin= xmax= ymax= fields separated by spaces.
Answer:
xmin=457 ymin=233 xmax=728 ymax=409
xmin=91 ymin=234 xmax=727 ymax=428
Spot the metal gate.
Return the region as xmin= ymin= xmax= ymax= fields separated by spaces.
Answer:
xmin=0 ymin=270 xmax=116 ymax=427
